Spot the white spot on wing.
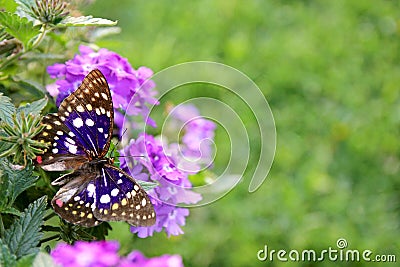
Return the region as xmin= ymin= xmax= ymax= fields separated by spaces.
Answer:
xmin=65 ymin=137 xmax=75 ymax=144
xmin=100 ymin=194 xmax=110 ymax=204
xmin=87 ymin=183 xmax=96 ymax=198
xmin=111 ymin=188 xmax=119 ymax=197
xmin=86 ymin=118 xmax=94 ymax=127
xmin=101 ymin=92 xmax=108 ymax=100
xmin=68 ymin=144 xmax=77 ymax=154
xmin=76 ymin=105 xmax=85 ymax=112
xmin=73 ymin=117 xmax=83 ymax=128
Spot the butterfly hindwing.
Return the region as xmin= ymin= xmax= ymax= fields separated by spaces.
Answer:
xmin=93 ymin=164 xmax=156 ymax=226
xmin=51 ymin=172 xmax=101 ymax=227
xmin=58 ymin=69 xmax=114 ymax=158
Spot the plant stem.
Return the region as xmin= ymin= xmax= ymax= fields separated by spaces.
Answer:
xmin=39 ymin=234 xmax=60 ymax=245
xmin=0 ymin=215 xmax=4 ymax=238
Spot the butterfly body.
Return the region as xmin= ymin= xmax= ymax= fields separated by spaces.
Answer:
xmin=35 ymin=69 xmax=155 ymax=227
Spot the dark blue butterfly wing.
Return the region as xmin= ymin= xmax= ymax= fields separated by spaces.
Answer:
xmin=51 ymin=164 xmax=155 ymax=227
xmin=51 ymin=171 xmax=101 ymax=227
xmin=35 ymin=113 xmax=87 ymax=171
xmin=92 ymin=164 xmax=155 ymax=226
xmin=35 ymin=69 xmax=113 ymax=170
xmin=58 ymin=69 xmax=114 ymax=159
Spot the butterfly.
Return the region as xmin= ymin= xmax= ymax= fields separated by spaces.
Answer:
xmin=35 ymin=69 xmax=155 ymax=227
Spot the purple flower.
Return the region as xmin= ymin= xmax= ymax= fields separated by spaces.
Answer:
xmin=46 ymin=45 xmax=158 ymax=129
xmin=168 ymin=104 xmax=216 ymax=172
xmin=119 ymin=250 xmax=184 ymax=267
xmin=51 ymin=241 xmax=184 ymax=267
xmin=119 ymin=133 xmax=202 ymax=238
xmin=51 ymin=240 xmax=120 ymax=267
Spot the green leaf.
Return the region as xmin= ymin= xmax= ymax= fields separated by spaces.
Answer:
xmin=0 ymin=93 xmax=16 ymax=125
xmin=17 ymin=97 xmax=47 ymax=117
xmin=1 ymin=207 xmax=22 ymax=216
xmin=0 ymin=239 xmax=17 ymax=267
xmin=0 ymin=159 xmax=39 ymax=210
xmin=138 ymin=180 xmax=159 ymax=191
xmin=31 ymin=252 xmax=57 ymax=267
xmin=15 ymin=254 xmax=35 ymax=267
xmin=0 ymin=12 xmax=41 ymax=49
xmin=4 ymin=196 xmax=47 ymax=259
xmin=0 ymin=137 xmax=13 ymax=156
xmin=14 ymin=0 xmax=36 ymax=22
xmin=14 ymin=80 xmax=45 ymax=99
xmin=57 ymin=16 xmax=117 ymax=27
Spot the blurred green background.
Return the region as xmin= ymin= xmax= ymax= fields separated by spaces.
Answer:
xmin=83 ymin=0 xmax=400 ymax=266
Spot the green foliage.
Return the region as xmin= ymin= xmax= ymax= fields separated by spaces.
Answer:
xmin=56 ymin=15 xmax=117 ymax=27
xmin=0 ymin=98 xmax=48 ymax=165
xmin=0 ymin=94 xmax=16 ymax=125
xmin=0 ymin=0 xmax=118 ymax=71
xmin=0 ymin=12 xmax=40 ymax=50
xmin=0 ymin=239 xmax=17 ymax=267
xmin=0 ymin=159 xmax=39 ymax=211
xmin=57 ymin=220 xmax=112 ymax=243
xmin=16 ymin=98 xmax=47 ymax=118
xmin=3 ymin=196 xmax=47 ymax=259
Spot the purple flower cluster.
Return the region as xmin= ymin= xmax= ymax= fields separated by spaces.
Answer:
xmin=51 ymin=240 xmax=184 ymax=267
xmin=169 ymin=104 xmax=216 ymax=172
xmin=46 ymin=45 xmax=158 ymax=129
xmin=120 ymin=133 xmax=202 ymax=238
xmin=119 ymin=104 xmax=216 ymax=237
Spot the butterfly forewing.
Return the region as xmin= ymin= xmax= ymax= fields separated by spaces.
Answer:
xmin=58 ymin=70 xmax=114 ymax=159
xmin=93 ymin=165 xmax=156 ymax=226
xmin=35 ymin=113 xmax=87 ymax=171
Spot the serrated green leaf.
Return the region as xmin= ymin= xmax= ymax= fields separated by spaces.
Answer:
xmin=4 ymin=196 xmax=47 ymax=259
xmin=0 ymin=12 xmax=41 ymax=49
xmin=57 ymin=16 xmax=117 ymax=27
xmin=0 ymin=93 xmax=16 ymax=125
xmin=0 ymin=239 xmax=17 ymax=267
xmin=15 ymin=0 xmax=37 ymax=22
xmin=31 ymin=252 xmax=57 ymax=267
xmin=1 ymin=206 xmax=22 ymax=216
xmin=0 ymin=159 xmax=39 ymax=209
xmin=17 ymin=97 xmax=47 ymax=117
